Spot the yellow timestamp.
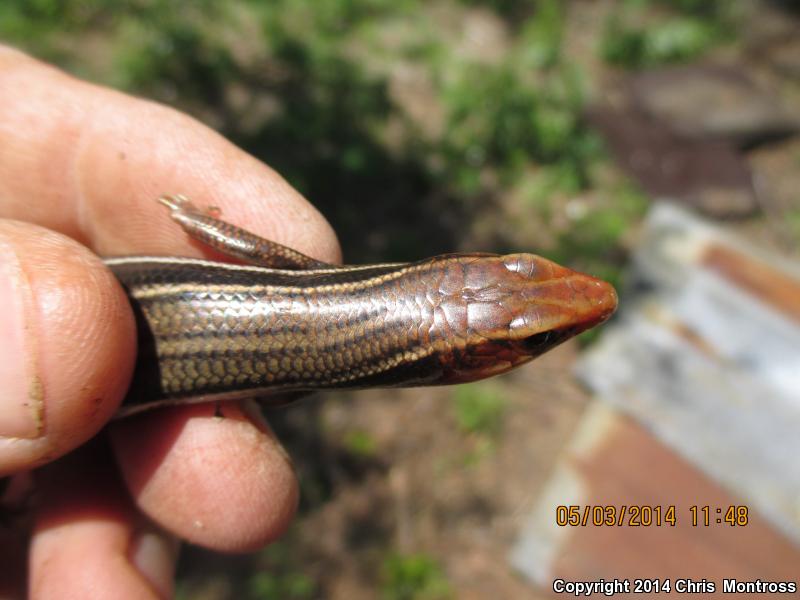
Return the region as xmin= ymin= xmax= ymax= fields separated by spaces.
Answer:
xmin=555 ymin=505 xmax=677 ymax=527
xmin=555 ymin=505 xmax=750 ymax=527
xmin=690 ymin=505 xmax=749 ymax=526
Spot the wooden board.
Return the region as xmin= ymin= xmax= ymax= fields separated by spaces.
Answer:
xmin=511 ymin=404 xmax=800 ymax=597
xmin=512 ymin=205 xmax=800 ymax=596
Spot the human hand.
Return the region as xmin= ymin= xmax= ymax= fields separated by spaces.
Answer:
xmin=0 ymin=46 xmax=340 ymax=598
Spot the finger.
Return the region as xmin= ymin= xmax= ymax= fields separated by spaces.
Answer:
xmin=0 ymin=45 xmax=341 ymax=262
xmin=30 ymin=441 xmax=179 ymax=600
xmin=0 ymin=47 xmax=304 ymax=545
xmin=109 ymin=402 xmax=298 ymax=552
xmin=0 ymin=221 xmax=135 ymax=475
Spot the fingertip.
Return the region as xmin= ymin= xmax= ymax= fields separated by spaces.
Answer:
xmin=111 ymin=403 xmax=299 ymax=552
xmin=30 ymin=445 xmax=176 ymax=599
xmin=0 ymin=220 xmax=136 ymax=475
xmin=31 ymin=526 xmax=172 ymax=600
xmin=129 ymin=526 xmax=181 ymax=598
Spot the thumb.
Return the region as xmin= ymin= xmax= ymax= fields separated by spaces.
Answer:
xmin=0 ymin=219 xmax=135 ymax=475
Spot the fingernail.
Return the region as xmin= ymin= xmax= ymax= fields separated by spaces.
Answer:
xmin=130 ymin=527 xmax=179 ymax=598
xmin=0 ymin=237 xmax=43 ymax=438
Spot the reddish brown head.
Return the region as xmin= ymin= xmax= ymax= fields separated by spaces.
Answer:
xmin=433 ymin=253 xmax=617 ymax=383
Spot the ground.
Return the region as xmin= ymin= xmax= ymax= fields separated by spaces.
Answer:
xmin=174 ymin=2 xmax=800 ymax=597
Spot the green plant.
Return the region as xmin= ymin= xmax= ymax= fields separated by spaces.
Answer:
xmin=600 ymin=0 xmax=734 ymax=68
xmin=519 ymin=0 xmax=563 ymax=69
xmin=247 ymin=542 xmax=318 ymax=599
xmin=552 ymin=178 xmax=647 ymax=284
xmin=451 ymin=383 xmax=506 ymax=436
xmin=787 ymin=209 xmax=800 ymax=246
xmin=381 ymin=553 xmax=452 ymax=600
xmin=247 ymin=572 xmax=316 ymax=600
xmin=602 ymin=17 xmax=719 ymax=68
xmin=438 ymin=61 xmax=597 ymax=196
xmin=343 ymin=429 xmax=379 ymax=457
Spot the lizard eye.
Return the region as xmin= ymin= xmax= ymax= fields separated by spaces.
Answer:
xmin=521 ymin=328 xmax=574 ymax=353
xmin=522 ymin=330 xmax=553 ymax=351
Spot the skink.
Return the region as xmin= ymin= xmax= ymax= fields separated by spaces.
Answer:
xmin=106 ymin=196 xmax=618 ymax=417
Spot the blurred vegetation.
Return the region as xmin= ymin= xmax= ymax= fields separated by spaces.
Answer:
xmin=0 ymin=0 xmax=646 ymax=277
xmin=176 ymin=539 xmax=319 ymax=600
xmin=451 ymin=383 xmax=506 ymax=437
xmin=600 ymin=0 xmax=737 ymax=68
xmin=788 ymin=209 xmax=800 ymax=246
xmin=342 ymin=428 xmax=379 ymax=457
xmin=451 ymin=382 xmax=508 ymax=464
xmin=244 ymin=544 xmax=317 ymax=600
xmin=381 ymin=553 xmax=452 ymax=600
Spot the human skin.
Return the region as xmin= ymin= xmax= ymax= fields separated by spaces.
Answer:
xmin=0 ymin=45 xmax=341 ymax=598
